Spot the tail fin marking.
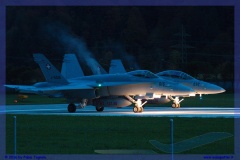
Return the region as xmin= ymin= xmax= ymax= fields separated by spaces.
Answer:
xmin=33 ymin=53 xmax=69 ymax=84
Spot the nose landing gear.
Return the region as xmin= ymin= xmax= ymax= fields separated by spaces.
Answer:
xmin=169 ymin=96 xmax=184 ymax=108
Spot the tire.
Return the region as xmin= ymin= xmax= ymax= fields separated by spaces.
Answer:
xmin=68 ymin=103 xmax=76 ymax=113
xmin=172 ymin=104 xmax=176 ymax=108
xmin=133 ymin=107 xmax=138 ymax=113
xmin=96 ymin=105 xmax=104 ymax=112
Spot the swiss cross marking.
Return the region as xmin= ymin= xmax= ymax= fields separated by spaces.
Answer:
xmin=46 ymin=64 xmax=51 ymax=70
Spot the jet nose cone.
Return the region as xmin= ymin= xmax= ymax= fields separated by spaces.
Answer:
xmin=219 ymin=87 xmax=226 ymax=93
xmin=176 ymin=84 xmax=195 ymax=95
xmin=210 ymin=84 xmax=226 ymax=94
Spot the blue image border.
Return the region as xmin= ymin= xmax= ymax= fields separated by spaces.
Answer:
xmin=0 ymin=0 xmax=239 ymax=160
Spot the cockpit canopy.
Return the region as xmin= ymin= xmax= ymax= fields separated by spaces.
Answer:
xmin=128 ymin=70 xmax=159 ymax=78
xmin=157 ymin=70 xmax=194 ymax=80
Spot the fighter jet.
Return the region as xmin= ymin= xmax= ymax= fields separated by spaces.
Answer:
xmin=109 ymin=59 xmax=226 ymax=108
xmin=156 ymin=70 xmax=225 ymax=107
xmin=60 ymin=54 xmax=201 ymax=110
xmin=5 ymin=54 xmax=194 ymax=113
xmin=60 ymin=54 xmax=195 ymax=112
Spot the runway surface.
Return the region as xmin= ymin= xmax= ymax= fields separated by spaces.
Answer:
xmin=2 ymin=104 xmax=240 ymax=118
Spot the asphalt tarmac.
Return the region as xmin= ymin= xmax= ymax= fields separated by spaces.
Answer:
xmin=2 ymin=104 xmax=240 ymax=118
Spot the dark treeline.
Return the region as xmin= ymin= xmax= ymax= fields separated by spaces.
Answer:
xmin=6 ymin=6 xmax=234 ymax=84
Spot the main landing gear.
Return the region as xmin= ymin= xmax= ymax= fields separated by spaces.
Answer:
xmin=67 ymin=99 xmax=88 ymax=113
xmin=125 ymin=96 xmax=147 ymax=113
xmin=169 ymin=96 xmax=184 ymax=108
xmin=95 ymin=105 xmax=104 ymax=112
xmin=68 ymin=103 xmax=76 ymax=113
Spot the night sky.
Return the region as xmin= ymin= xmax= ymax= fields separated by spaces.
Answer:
xmin=6 ymin=6 xmax=234 ymax=84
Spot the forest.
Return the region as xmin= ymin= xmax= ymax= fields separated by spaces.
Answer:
xmin=6 ymin=6 xmax=234 ymax=84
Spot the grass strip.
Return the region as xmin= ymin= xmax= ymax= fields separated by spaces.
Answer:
xmin=6 ymin=115 xmax=234 ymax=154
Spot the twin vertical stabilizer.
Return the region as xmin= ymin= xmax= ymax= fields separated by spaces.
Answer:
xmin=109 ymin=59 xmax=126 ymax=74
xmin=33 ymin=54 xmax=69 ymax=84
xmin=61 ymin=54 xmax=85 ymax=79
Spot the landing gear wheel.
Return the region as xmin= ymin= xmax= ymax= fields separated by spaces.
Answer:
xmin=68 ymin=103 xmax=76 ymax=113
xmin=96 ymin=105 xmax=104 ymax=112
xmin=133 ymin=107 xmax=138 ymax=113
xmin=169 ymin=96 xmax=183 ymax=109
xmin=172 ymin=103 xmax=180 ymax=108
xmin=172 ymin=103 xmax=176 ymax=108
xmin=139 ymin=107 xmax=143 ymax=113
xmin=133 ymin=106 xmax=143 ymax=113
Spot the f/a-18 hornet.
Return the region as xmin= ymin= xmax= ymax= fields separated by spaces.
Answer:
xmin=110 ymin=59 xmax=225 ymax=108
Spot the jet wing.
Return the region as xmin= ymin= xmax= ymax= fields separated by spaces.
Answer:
xmin=5 ymin=85 xmax=39 ymax=93
xmin=5 ymin=81 xmax=150 ymax=93
xmin=4 ymin=84 xmax=92 ymax=94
